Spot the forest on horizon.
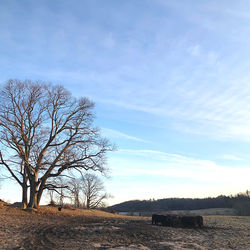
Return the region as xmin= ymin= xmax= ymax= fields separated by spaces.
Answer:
xmin=108 ymin=191 xmax=250 ymax=216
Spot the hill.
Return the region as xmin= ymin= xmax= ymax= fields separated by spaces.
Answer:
xmin=108 ymin=192 xmax=250 ymax=215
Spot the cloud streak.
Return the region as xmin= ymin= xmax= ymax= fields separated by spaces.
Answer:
xmin=108 ymin=148 xmax=250 ymax=202
xmin=114 ymin=149 xmax=250 ymax=184
xmin=102 ymin=128 xmax=148 ymax=143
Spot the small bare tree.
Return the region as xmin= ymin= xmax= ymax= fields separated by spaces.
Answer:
xmin=68 ymin=178 xmax=81 ymax=208
xmin=45 ymin=176 xmax=69 ymax=206
xmin=82 ymin=173 xmax=109 ymax=209
xmin=0 ymin=79 xmax=113 ymax=209
xmin=47 ymin=189 xmax=56 ymax=206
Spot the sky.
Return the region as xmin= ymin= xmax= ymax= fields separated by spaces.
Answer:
xmin=0 ymin=0 xmax=250 ymax=205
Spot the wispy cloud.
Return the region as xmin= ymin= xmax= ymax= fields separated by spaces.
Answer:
xmin=89 ymin=56 xmax=250 ymax=141
xmin=108 ymin=148 xmax=250 ymax=202
xmin=102 ymin=128 xmax=148 ymax=143
xmin=115 ymin=149 xmax=250 ymax=184
xmin=187 ymin=44 xmax=201 ymax=57
xmin=221 ymin=154 xmax=243 ymax=161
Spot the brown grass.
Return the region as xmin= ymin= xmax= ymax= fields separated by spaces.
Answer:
xmin=37 ymin=205 xmax=126 ymax=218
xmin=0 ymin=201 xmax=249 ymax=249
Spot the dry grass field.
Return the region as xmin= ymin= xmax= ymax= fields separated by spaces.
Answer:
xmin=0 ymin=201 xmax=249 ymax=249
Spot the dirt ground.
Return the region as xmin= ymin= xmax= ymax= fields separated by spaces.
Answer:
xmin=0 ymin=202 xmax=249 ymax=250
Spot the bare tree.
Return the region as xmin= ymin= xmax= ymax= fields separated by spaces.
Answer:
xmin=46 ymin=176 xmax=70 ymax=206
xmin=0 ymin=79 xmax=113 ymax=209
xmin=68 ymin=178 xmax=81 ymax=208
xmin=81 ymin=173 xmax=109 ymax=209
xmin=47 ymin=189 xmax=56 ymax=206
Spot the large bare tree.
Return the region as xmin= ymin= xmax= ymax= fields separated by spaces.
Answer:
xmin=0 ymin=79 xmax=113 ymax=209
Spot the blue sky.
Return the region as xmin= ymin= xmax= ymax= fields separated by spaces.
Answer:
xmin=0 ymin=0 xmax=250 ymax=205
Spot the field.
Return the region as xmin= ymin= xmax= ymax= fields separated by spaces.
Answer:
xmin=0 ymin=202 xmax=249 ymax=249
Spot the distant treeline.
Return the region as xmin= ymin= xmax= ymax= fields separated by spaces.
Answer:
xmin=108 ymin=191 xmax=250 ymax=216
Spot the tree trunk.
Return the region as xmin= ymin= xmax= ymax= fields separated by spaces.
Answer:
xmin=75 ymin=192 xmax=80 ymax=208
xmin=28 ymin=186 xmax=38 ymax=209
xmin=28 ymin=176 xmax=39 ymax=209
xmin=86 ymin=197 xmax=90 ymax=209
xmin=21 ymin=184 xmax=28 ymax=209
xmin=37 ymin=181 xmax=45 ymax=207
xmin=21 ymin=168 xmax=28 ymax=209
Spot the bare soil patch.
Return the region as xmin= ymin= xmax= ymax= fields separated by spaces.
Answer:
xmin=0 ymin=202 xmax=249 ymax=249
